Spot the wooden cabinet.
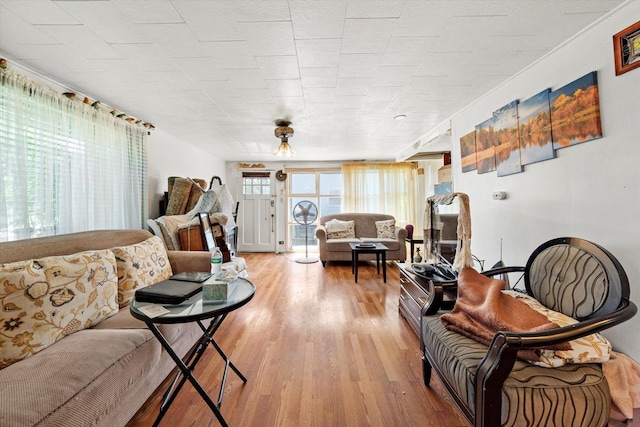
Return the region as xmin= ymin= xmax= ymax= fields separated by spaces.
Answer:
xmin=179 ymin=225 xmax=205 ymax=251
xmin=397 ymin=263 xmax=457 ymax=336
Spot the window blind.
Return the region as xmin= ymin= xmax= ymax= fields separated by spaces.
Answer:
xmin=0 ymin=70 xmax=148 ymax=242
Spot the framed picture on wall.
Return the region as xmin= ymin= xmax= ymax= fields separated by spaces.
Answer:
xmin=613 ymin=20 xmax=640 ymax=76
xmin=493 ymin=100 xmax=522 ymax=177
xmin=518 ymin=89 xmax=555 ymax=165
xmin=459 ymin=131 xmax=477 ymax=173
xmin=550 ymin=71 xmax=602 ymax=150
xmin=474 ymin=117 xmax=497 ymax=174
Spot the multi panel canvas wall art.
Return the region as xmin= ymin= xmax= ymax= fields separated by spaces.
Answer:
xmin=459 ymin=131 xmax=477 ymax=173
xmin=474 ymin=117 xmax=497 ymax=174
xmin=459 ymin=71 xmax=603 ymax=178
xmin=550 ymin=71 xmax=602 ymax=150
xmin=518 ymin=89 xmax=555 ymax=165
xmin=493 ymin=100 xmax=522 ymax=177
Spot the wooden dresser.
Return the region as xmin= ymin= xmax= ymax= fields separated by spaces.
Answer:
xmin=397 ymin=263 xmax=457 ymax=336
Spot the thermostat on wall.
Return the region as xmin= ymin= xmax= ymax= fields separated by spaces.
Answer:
xmin=492 ymin=191 xmax=507 ymax=200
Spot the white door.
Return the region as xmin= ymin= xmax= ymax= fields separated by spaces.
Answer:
xmin=238 ymin=171 xmax=276 ymax=252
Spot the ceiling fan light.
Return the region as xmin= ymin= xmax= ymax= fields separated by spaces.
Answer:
xmin=274 ymin=139 xmax=295 ymax=157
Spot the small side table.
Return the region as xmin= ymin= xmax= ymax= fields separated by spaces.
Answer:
xmin=349 ymin=242 xmax=389 ymax=283
xmin=130 ymin=278 xmax=255 ymax=427
xmin=405 ymin=237 xmax=424 ymax=258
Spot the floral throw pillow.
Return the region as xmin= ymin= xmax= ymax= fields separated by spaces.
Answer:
xmin=325 ymin=219 xmax=355 ymax=239
xmin=503 ymin=290 xmax=612 ymax=367
xmin=111 ymin=236 xmax=173 ymax=308
xmin=375 ymin=219 xmax=396 ymax=239
xmin=0 ymin=249 xmax=119 ymax=369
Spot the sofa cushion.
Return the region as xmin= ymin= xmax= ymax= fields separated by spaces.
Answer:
xmin=0 ymin=327 xmax=158 ymax=426
xmin=111 ymin=236 xmax=173 ymax=308
xmin=325 ymin=219 xmax=355 ymax=239
xmin=503 ymin=290 xmax=612 ymax=367
xmin=326 ymin=238 xmax=361 ymax=252
xmin=93 ymin=307 xmax=196 ymax=345
xmin=375 ymin=219 xmax=396 ymax=238
xmin=0 ymin=249 xmax=119 ymax=369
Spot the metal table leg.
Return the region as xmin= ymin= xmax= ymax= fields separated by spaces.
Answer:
xmin=146 ymin=314 xmax=247 ymax=426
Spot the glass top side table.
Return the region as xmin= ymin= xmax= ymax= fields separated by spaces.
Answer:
xmin=130 ymin=278 xmax=255 ymax=427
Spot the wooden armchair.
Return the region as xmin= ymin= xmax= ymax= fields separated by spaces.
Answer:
xmin=420 ymin=237 xmax=637 ymax=427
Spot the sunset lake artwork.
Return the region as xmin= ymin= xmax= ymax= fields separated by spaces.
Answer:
xmin=493 ymin=100 xmax=522 ymax=177
xmin=518 ymin=89 xmax=555 ymax=165
xmin=550 ymin=71 xmax=602 ymax=150
xmin=475 ymin=117 xmax=497 ymax=174
xmin=460 ymin=131 xmax=477 ymax=173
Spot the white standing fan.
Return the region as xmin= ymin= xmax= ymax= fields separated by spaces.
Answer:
xmin=292 ymin=200 xmax=319 ymax=264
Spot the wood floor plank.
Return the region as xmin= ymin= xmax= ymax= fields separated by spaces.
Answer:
xmin=126 ymin=253 xmax=468 ymax=427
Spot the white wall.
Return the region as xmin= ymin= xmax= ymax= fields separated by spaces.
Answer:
xmin=147 ymin=130 xmax=226 ymax=219
xmin=449 ymin=1 xmax=640 ymax=358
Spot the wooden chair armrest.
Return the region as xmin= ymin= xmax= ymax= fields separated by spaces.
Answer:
xmin=482 ymin=266 xmax=525 ymax=276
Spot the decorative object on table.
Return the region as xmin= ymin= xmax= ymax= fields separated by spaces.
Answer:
xmin=613 ymin=20 xmax=640 ymax=76
xmin=413 ymin=247 xmax=422 ymax=263
xmin=273 ymin=120 xmax=296 ymax=157
xmin=550 ymin=71 xmax=602 ymax=149
xmin=292 ymin=200 xmax=319 ymax=264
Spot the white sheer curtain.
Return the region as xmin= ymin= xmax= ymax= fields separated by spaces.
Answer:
xmin=342 ymin=162 xmax=417 ymax=226
xmin=0 ymin=70 xmax=148 ymax=242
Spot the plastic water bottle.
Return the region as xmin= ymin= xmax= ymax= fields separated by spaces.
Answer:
xmin=211 ymin=248 xmax=223 ymax=274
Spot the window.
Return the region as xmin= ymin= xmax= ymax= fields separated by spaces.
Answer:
xmin=287 ymin=169 xmax=342 ymax=251
xmin=342 ymin=162 xmax=417 ymax=226
xmin=242 ymin=172 xmax=271 ymax=195
xmin=0 ymin=70 xmax=148 ymax=242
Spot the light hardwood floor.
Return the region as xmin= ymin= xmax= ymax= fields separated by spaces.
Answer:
xmin=126 ymin=253 xmax=468 ymax=427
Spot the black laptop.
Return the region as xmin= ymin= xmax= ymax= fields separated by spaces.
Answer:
xmin=135 ymin=277 xmax=204 ymax=305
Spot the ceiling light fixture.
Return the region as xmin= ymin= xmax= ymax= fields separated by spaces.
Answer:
xmin=273 ymin=121 xmax=296 ymax=157
xmin=394 ymin=114 xmax=407 ymax=121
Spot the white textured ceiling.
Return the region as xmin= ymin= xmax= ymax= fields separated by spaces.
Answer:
xmin=0 ymin=0 xmax=625 ymax=161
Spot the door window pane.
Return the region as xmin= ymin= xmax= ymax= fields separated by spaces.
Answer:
xmin=243 ymin=177 xmax=271 ymax=195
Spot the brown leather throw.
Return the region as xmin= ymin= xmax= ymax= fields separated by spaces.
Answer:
xmin=440 ymin=267 xmax=571 ymax=362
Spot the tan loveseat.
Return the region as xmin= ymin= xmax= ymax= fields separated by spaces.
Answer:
xmin=0 ymin=229 xmax=212 ymax=427
xmin=316 ymin=213 xmax=407 ymax=266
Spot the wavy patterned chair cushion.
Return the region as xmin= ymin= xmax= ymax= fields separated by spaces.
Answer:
xmin=111 ymin=236 xmax=173 ymax=308
xmin=423 ymin=317 xmax=610 ymax=427
xmin=0 ymin=250 xmax=119 ymax=369
xmin=504 ymin=290 xmax=612 ymax=367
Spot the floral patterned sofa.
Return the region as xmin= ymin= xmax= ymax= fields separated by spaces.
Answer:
xmin=315 ymin=213 xmax=407 ymax=266
xmin=0 ymin=229 xmax=212 ymax=427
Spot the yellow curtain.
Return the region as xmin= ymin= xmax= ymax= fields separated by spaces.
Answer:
xmin=342 ymin=162 xmax=417 ymax=226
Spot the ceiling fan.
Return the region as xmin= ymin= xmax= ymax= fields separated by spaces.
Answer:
xmin=273 ymin=120 xmax=295 ymax=157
